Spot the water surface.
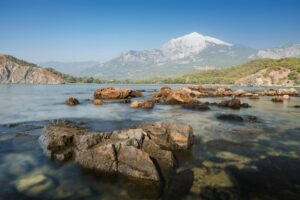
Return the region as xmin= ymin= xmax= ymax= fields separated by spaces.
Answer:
xmin=0 ymin=84 xmax=300 ymax=199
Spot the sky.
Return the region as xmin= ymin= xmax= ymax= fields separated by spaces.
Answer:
xmin=0 ymin=0 xmax=300 ymax=62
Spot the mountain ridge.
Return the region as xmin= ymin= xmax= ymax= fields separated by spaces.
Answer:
xmin=79 ymin=32 xmax=300 ymax=80
xmin=0 ymin=55 xmax=65 ymax=84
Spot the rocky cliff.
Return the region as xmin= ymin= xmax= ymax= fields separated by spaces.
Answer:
xmin=0 ymin=55 xmax=65 ymax=84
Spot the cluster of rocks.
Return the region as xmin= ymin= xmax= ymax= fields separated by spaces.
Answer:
xmin=188 ymin=85 xmax=299 ymax=98
xmin=263 ymin=88 xmax=299 ymax=96
xmin=39 ymin=121 xmax=194 ymax=184
xmin=65 ymin=85 xmax=298 ymax=108
xmin=66 ymin=87 xmax=143 ymax=106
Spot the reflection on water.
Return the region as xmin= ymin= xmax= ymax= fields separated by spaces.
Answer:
xmin=0 ymin=84 xmax=300 ymax=199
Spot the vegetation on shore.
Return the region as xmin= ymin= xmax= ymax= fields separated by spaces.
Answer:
xmin=132 ymin=58 xmax=300 ymax=85
xmin=3 ymin=55 xmax=300 ymax=85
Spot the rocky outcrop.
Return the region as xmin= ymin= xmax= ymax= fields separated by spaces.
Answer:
xmin=188 ymin=85 xmax=299 ymax=98
xmin=153 ymin=87 xmax=193 ymax=104
xmin=0 ymin=55 xmax=65 ymax=84
xmin=235 ymin=68 xmax=295 ymax=86
xmin=94 ymin=87 xmax=143 ymax=99
xmin=39 ymin=121 xmax=194 ymax=183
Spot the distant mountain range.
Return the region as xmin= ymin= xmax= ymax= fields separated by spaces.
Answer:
xmin=37 ymin=32 xmax=300 ymax=80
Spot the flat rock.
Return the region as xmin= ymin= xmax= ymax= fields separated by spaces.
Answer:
xmin=94 ymin=87 xmax=143 ymax=99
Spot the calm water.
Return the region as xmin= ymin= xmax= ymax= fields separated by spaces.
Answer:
xmin=0 ymin=84 xmax=300 ymax=199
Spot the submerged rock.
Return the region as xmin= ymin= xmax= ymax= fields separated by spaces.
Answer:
xmin=218 ymin=98 xmax=250 ymax=109
xmin=217 ymin=114 xmax=257 ymax=123
xmin=94 ymin=87 xmax=143 ymax=99
xmin=39 ymin=121 xmax=194 ymax=183
xmin=15 ymin=174 xmax=55 ymax=197
xmin=65 ymin=97 xmax=79 ymax=106
xmin=217 ymin=114 xmax=244 ymax=122
xmin=181 ymin=101 xmax=210 ymax=111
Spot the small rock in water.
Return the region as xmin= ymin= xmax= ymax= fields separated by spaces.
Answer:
xmin=271 ymin=96 xmax=284 ymax=102
xmin=283 ymin=95 xmax=290 ymax=100
xmin=93 ymin=99 xmax=103 ymax=105
xmin=130 ymin=100 xmax=155 ymax=109
xmin=294 ymin=105 xmax=300 ymax=108
xmin=130 ymin=101 xmax=139 ymax=108
xmin=249 ymin=94 xmax=260 ymax=99
xmin=65 ymin=97 xmax=79 ymax=106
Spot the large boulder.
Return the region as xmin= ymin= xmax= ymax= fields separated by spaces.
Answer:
xmin=39 ymin=121 xmax=194 ymax=183
xmin=94 ymin=87 xmax=143 ymax=99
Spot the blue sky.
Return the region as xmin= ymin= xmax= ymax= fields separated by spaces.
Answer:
xmin=0 ymin=0 xmax=300 ymax=62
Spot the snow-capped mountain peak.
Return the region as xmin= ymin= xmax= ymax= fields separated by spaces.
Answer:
xmin=161 ymin=32 xmax=232 ymax=59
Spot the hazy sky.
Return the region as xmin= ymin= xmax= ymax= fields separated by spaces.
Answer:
xmin=1 ymin=0 xmax=300 ymax=62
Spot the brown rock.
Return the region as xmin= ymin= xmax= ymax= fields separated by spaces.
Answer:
xmin=39 ymin=121 xmax=194 ymax=183
xmin=94 ymin=87 xmax=143 ymax=99
xmin=249 ymin=94 xmax=259 ymax=99
xmin=233 ymin=89 xmax=246 ymax=96
xmin=272 ymin=96 xmax=284 ymax=102
xmin=166 ymin=90 xmax=193 ymax=104
xmin=218 ymin=98 xmax=250 ymax=109
xmin=138 ymin=122 xmax=194 ymax=150
xmin=130 ymin=100 xmax=155 ymax=109
xmin=65 ymin=97 xmax=79 ymax=106
xmin=93 ymin=99 xmax=103 ymax=105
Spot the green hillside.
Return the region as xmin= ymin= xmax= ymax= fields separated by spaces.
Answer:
xmin=142 ymin=58 xmax=300 ymax=85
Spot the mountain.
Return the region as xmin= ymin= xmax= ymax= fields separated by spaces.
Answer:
xmin=38 ymin=61 xmax=99 ymax=76
xmin=256 ymin=43 xmax=300 ymax=59
xmin=81 ymin=32 xmax=257 ymax=80
xmin=150 ymin=58 xmax=300 ymax=86
xmin=0 ymin=55 xmax=65 ymax=84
